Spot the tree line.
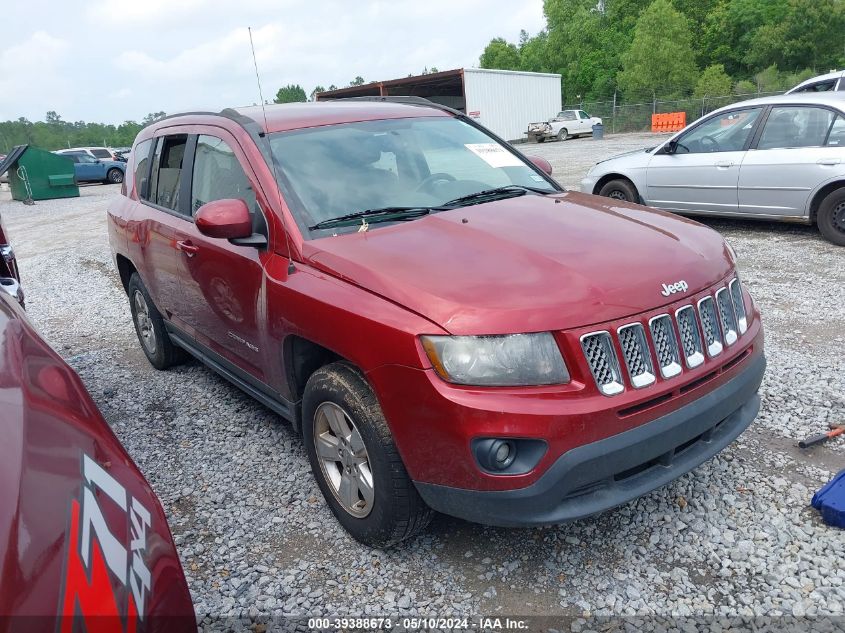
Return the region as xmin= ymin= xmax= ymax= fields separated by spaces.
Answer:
xmin=0 ymin=111 xmax=167 ymax=154
xmin=480 ymin=0 xmax=845 ymax=104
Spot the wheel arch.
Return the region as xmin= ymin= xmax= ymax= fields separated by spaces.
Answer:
xmin=593 ymin=173 xmax=641 ymax=201
xmin=808 ymin=179 xmax=845 ymax=224
xmin=115 ymin=254 xmax=137 ymax=294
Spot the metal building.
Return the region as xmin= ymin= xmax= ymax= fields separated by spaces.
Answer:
xmin=316 ymin=68 xmax=562 ymax=142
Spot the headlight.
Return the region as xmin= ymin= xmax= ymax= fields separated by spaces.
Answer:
xmin=421 ymin=333 xmax=569 ymax=387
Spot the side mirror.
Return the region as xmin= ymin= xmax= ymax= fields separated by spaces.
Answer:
xmin=662 ymin=140 xmax=678 ymax=155
xmin=526 ymin=155 xmax=553 ymax=176
xmin=195 ymin=199 xmax=253 ymax=240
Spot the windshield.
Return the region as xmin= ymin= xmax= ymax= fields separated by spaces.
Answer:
xmin=269 ymin=116 xmax=556 ymax=235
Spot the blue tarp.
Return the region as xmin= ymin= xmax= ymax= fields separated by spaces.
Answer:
xmin=811 ymin=469 xmax=845 ymax=528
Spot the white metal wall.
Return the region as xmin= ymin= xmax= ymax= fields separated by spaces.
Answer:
xmin=463 ymin=69 xmax=562 ymax=142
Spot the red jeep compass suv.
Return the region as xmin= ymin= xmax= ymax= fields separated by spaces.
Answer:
xmin=108 ymin=99 xmax=765 ymax=547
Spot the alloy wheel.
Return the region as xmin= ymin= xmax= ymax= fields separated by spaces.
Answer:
xmin=133 ymin=290 xmax=157 ymax=354
xmin=313 ymin=402 xmax=374 ymax=518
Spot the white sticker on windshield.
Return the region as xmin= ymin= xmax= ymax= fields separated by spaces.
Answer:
xmin=465 ymin=143 xmax=524 ymax=168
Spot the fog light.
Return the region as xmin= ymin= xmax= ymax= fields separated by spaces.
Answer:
xmin=472 ymin=437 xmax=547 ymax=475
xmin=488 ymin=440 xmax=516 ymax=470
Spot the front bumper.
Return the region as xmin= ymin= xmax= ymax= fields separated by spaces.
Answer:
xmin=414 ymin=352 xmax=765 ymax=527
xmin=580 ymin=174 xmax=598 ymax=193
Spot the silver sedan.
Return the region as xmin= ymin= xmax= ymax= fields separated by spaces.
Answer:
xmin=581 ymin=93 xmax=845 ymax=246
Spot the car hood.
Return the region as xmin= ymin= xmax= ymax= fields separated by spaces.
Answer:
xmin=596 ymin=147 xmax=653 ymax=165
xmin=303 ymin=191 xmax=733 ymax=335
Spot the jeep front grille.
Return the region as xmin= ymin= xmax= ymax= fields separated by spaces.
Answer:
xmin=579 ymin=278 xmax=749 ymax=396
xmin=617 ymin=323 xmax=655 ymax=388
xmin=715 ymin=288 xmax=738 ymax=346
xmin=729 ymin=278 xmax=747 ymax=334
xmin=580 ymin=331 xmax=624 ymax=396
xmin=697 ymin=296 xmax=723 ymax=358
xmin=675 ymin=305 xmax=705 ymax=368
xmin=648 ymin=315 xmax=683 ymax=379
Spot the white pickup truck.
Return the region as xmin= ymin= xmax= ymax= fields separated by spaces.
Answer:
xmin=527 ymin=109 xmax=603 ymax=142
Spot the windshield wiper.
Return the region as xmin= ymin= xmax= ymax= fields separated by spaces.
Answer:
xmin=441 ymin=184 xmax=551 ymax=208
xmin=309 ymin=206 xmax=438 ymax=230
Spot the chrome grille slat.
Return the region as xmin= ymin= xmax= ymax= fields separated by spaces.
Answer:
xmin=617 ymin=323 xmax=655 ymax=388
xmin=580 ymin=331 xmax=624 ymax=396
xmin=697 ymin=296 xmax=723 ymax=357
xmin=580 ymin=282 xmax=750 ymax=394
xmin=648 ymin=314 xmax=682 ymax=379
xmin=729 ymin=277 xmax=748 ymax=334
xmin=715 ymin=287 xmax=739 ymax=345
xmin=675 ymin=305 xmax=705 ymax=369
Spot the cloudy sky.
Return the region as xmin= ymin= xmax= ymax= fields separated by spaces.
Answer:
xmin=0 ymin=0 xmax=545 ymax=124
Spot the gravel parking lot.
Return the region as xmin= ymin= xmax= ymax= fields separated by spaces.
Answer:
xmin=2 ymin=132 xmax=843 ymax=630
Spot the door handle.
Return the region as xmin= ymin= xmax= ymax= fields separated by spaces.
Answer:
xmin=176 ymin=240 xmax=199 ymax=257
xmin=817 ymin=158 xmax=840 ymax=166
xmin=714 ymin=160 xmax=734 ymax=168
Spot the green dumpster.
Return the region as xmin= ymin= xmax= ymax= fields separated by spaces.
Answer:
xmin=0 ymin=145 xmax=79 ymax=201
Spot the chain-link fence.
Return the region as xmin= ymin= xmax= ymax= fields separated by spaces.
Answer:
xmin=565 ymin=91 xmax=783 ymax=134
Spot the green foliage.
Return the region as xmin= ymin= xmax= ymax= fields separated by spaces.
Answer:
xmin=349 ymin=76 xmax=365 ymax=86
xmin=274 ymin=84 xmax=307 ymax=104
xmin=481 ymin=0 xmax=845 ymax=104
xmin=479 ymin=38 xmax=521 ymax=70
xmin=694 ymin=64 xmax=733 ymax=98
xmin=544 ymin=0 xmax=631 ymax=101
xmin=0 ymin=112 xmax=151 ymax=154
xmin=733 ymin=79 xmax=757 ymax=94
xmin=618 ymin=0 xmax=698 ymax=99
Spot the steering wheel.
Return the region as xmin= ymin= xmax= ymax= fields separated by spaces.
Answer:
xmin=700 ymin=135 xmax=720 ymax=152
xmin=414 ymin=172 xmax=456 ymax=193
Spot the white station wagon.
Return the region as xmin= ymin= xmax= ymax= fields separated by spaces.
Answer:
xmin=581 ymin=93 xmax=845 ymax=246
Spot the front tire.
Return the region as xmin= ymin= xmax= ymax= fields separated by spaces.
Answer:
xmin=127 ymin=273 xmax=185 ymax=370
xmin=302 ymin=362 xmax=433 ymax=548
xmin=598 ymin=178 xmax=638 ymax=203
xmin=107 ymin=168 xmax=124 ymax=184
xmin=817 ymin=188 xmax=845 ymax=246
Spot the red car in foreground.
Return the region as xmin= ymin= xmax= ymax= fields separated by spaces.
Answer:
xmin=108 ymin=99 xmax=765 ymax=547
xmin=0 ymin=286 xmax=194 ymax=631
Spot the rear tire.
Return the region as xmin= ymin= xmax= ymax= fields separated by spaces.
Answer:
xmin=127 ymin=273 xmax=185 ymax=370
xmin=557 ymin=128 xmax=570 ymax=141
xmin=536 ymin=137 xmax=545 ymax=143
xmin=598 ymin=178 xmax=638 ymax=203
xmin=817 ymin=188 xmax=845 ymax=246
xmin=302 ymin=362 xmax=433 ymax=548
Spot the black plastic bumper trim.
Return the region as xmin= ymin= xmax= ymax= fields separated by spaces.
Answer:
xmin=415 ymin=352 xmax=765 ymax=527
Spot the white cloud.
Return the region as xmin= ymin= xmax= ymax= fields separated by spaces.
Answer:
xmin=1 ymin=0 xmax=546 ymax=122
xmin=0 ymin=31 xmax=72 ymax=120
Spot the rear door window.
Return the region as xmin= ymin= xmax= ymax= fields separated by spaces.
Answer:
xmin=190 ymin=135 xmax=258 ymax=216
xmin=148 ymin=135 xmax=188 ymax=212
xmin=91 ymin=148 xmax=112 ymax=158
xmin=757 ymin=107 xmax=835 ymax=149
xmin=826 ymin=116 xmax=845 ymax=146
xmin=133 ymin=139 xmax=153 ymax=197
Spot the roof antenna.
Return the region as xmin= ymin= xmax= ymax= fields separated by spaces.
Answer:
xmin=248 ymin=26 xmax=295 ymax=275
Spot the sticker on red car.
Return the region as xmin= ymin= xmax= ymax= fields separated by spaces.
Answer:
xmin=58 ymin=454 xmax=152 ymax=633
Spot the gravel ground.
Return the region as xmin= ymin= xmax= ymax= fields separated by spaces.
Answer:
xmin=1 ymin=133 xmax=843 ymax=631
